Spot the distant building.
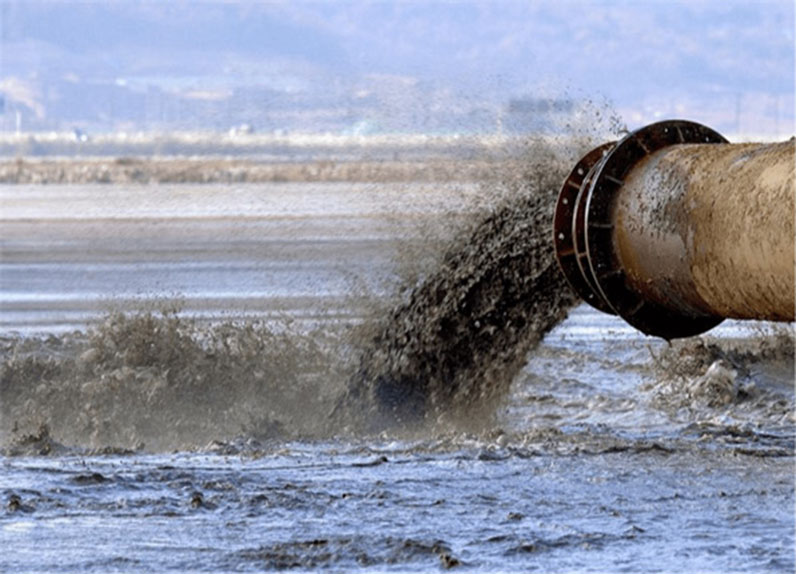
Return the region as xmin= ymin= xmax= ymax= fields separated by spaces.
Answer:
xmin=504 ymin=97 xmax=575 ymax=133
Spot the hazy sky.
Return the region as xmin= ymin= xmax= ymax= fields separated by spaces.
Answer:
xmin=1 ymin=0 xmax=794 ymax=135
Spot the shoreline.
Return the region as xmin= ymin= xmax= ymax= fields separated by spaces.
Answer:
xmin=0 ymin=157 xmax=514 ymax=184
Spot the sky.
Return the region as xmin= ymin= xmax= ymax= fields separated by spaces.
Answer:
xmin=1 ymin=0 xmax=794 ymax=136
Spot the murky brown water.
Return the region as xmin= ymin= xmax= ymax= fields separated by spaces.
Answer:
xmin=1 ymin=160 xmax=794 ymax=572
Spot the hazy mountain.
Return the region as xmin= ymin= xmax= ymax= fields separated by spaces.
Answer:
xmin=1 ymin=1 xmax=793 ymax=135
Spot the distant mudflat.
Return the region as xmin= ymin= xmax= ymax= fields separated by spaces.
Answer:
xmin=0 ymin=157 xmax=507 ymax=184
xmin=0 ymin=131 xmax=578 ymax=184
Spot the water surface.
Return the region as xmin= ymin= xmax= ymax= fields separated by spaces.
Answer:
xmin=1 ymin=181 xmax=793 ymax=572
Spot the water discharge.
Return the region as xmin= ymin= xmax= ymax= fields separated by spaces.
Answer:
xmin=1 ymin=123 xmax=793 ymax=573
xmin=1 ymin=134 xmax=593 ymax=450
xmin=337 ymin=143 xmax=578 ymax=432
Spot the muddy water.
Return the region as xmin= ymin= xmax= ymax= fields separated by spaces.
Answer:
xmin=1 ymin=179 xmax=794 ymax=572
xmin=338 ymin=152 xmax=579 ymax=431
xmin=0 ymin=182 xmax=477 ymax=333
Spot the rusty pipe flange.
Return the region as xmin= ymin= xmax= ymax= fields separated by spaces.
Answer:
xmin=583 ymin=120 xmax=728 ymax=339
xmin=572 ymin=147 xmax=612 ymax=312
xmin=553 ymin=141 xmax=616 ymax=313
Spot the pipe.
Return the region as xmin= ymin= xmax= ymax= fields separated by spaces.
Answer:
xmin=554 ymin=120 xmax=795 ymax=339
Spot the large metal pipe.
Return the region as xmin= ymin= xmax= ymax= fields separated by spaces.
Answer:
xmin=554 ymin=120 xmax=795 ymax=339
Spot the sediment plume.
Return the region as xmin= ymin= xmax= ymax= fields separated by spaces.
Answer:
xmin=334 ymin=140 xmax=581 ymax=432
xmin=1 ymin=312 xmax=350 ymax=451
xmin=2 ymin=129 xmax=617 ymax=450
